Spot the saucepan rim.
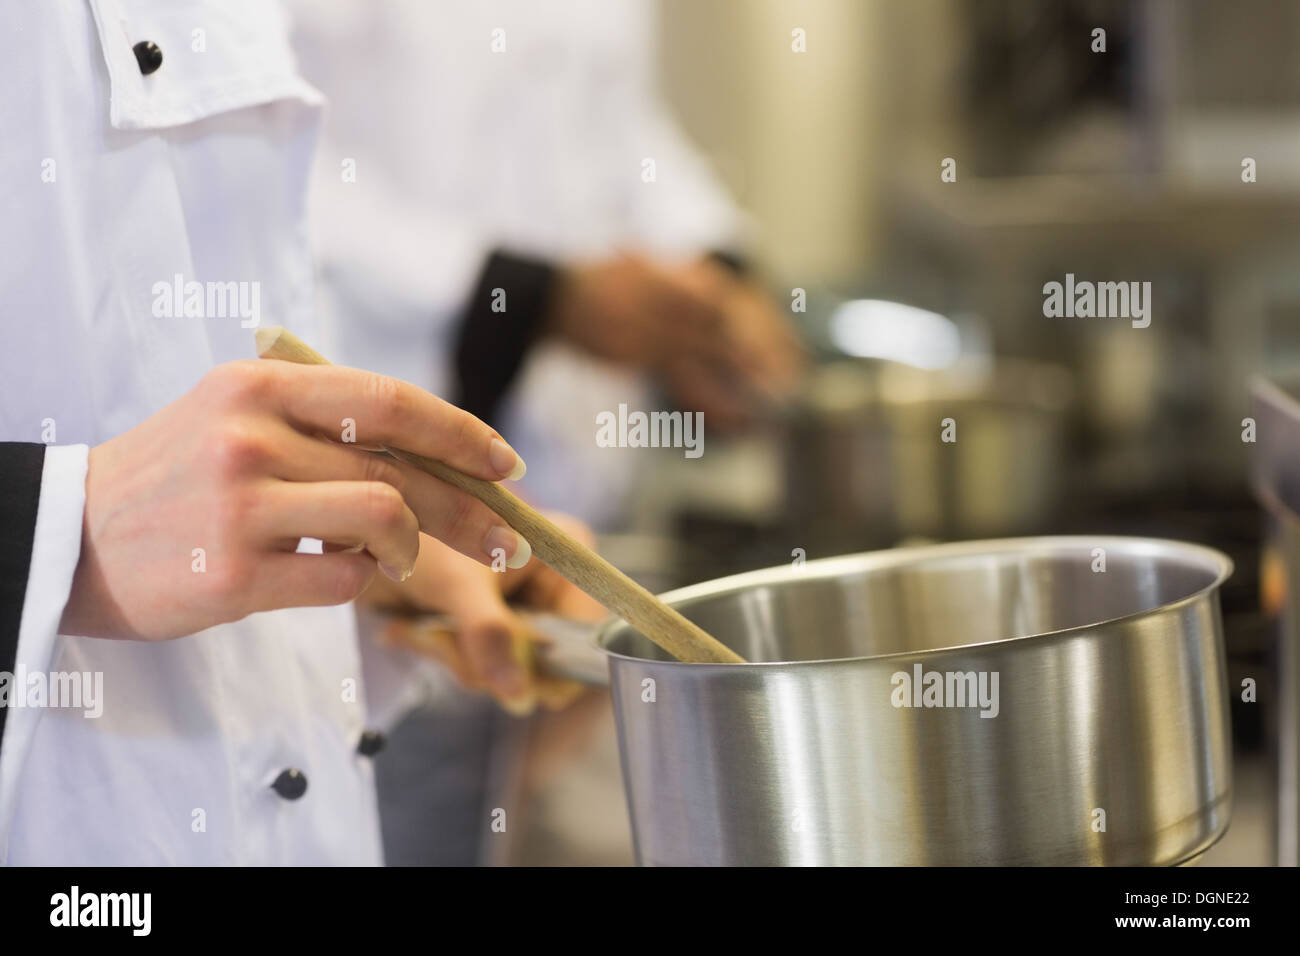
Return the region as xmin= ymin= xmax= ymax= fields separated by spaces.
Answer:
xmin=595 ymin=535 xmax=1233 ymax=669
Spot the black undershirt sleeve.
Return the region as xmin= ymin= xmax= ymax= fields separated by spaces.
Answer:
xmin=452 ymin=251 xmax=561 ymax=429
xmin=0 ymin=442 xmax=48 ymax=750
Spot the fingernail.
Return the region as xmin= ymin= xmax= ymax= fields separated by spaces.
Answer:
xmin=342 ymin=542 xmax=366 ymax=555
xmin=483 ymin=526 xmax=532 ymax=570
xmin=506 ymin=534 xmax=531 ymax=569
xmin=489 ymin=438 xmax=527 ymax=481
xmin=379 ymin=562 xmax=411 ymax=583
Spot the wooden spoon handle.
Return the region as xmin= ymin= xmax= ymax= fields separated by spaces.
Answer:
xmin=254 ymin=326 xmax=746 ymax=665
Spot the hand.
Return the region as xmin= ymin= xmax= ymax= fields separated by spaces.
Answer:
xmin=550 ymin=254 xmax=805 ymax=429
xmin=60 ymin=359 xmax=532 ymax=641
xmin=366 ymin=515 xmax=606 ymax=715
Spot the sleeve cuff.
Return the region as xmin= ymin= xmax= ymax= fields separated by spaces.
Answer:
xmin=0 ymin=443 xmax=88 ymax=861
xmin=0 ymin=443 xmax=46 ymax=686
xmin=452 ymin=251 xmax=560 ymax=427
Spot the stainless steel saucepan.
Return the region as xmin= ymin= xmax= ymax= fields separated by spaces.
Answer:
xmin=422 ymin=536 xmax=1234 ymax=866
xmin=781 ymin=359 xmax=1074 ymax=546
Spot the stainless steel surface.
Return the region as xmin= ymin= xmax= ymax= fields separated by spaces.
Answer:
xmin=1250 ymin=376 xmax=1300 ymax=866
xmin=596 ymin=537 xmax=1233 ymax=866
xmin=516 ymin=613 xmax=611 ymax=687
xmin=783 ymin=359 xmax=1073 ymax=544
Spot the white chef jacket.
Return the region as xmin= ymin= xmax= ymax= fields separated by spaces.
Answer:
xmin=289 ymin=0 xmax=747 ymax=527
xmin=0 ymin=0 xmax=382 ymax=864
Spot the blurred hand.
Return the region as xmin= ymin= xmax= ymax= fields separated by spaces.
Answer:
xmin=551 ymin=254 xmax=805 ymax=429
xmin=364 ymin=514 xmax=606 ymax=715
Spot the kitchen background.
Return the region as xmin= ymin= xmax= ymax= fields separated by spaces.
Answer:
xmin=422 ymin=0 xmax=1300 ymax=865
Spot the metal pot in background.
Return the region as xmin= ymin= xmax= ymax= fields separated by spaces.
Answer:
xmin=597 ymin=537 xmax=1233 ymax=866
xmin=782 ymin=358 xmax=1074 ymax=549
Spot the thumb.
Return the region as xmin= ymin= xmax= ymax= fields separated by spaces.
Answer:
xmin=446 ymin=572 xmax=538 ymax=715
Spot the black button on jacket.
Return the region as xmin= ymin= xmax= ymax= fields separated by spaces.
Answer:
xmin=132 ymin=40 xmax=163 ymax=75
xmin=271 ymin=768 xmax=308 ymax=800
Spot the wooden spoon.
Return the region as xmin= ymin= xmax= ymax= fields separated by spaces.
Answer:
xmin=255 ymin=326 xmax=745 ymax=665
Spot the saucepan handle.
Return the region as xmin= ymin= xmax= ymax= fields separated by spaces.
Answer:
xmin=407 ymin=611 xmax=612 ymax=688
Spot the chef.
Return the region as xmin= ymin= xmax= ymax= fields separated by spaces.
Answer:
xmin=290 ymin=0 xmax=803 ymax=527
xmin=286 ymin=0 xmax=804 ymax=865
xmin=0 ymin=0 xmax=585 ymax=864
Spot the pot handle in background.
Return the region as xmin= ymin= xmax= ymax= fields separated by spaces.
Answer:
xmin=406 ymin=611 xmax=612 ymax=688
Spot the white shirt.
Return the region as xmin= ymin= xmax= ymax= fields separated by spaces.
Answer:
xmin=0 ymin=0 xmax=381 ymax=864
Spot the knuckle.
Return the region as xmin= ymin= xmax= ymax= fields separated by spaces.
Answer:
xmin=204 ymin=555 xmax=255 ymax=604
xmin=451 ymin=408 xmax=483 ymax=457
xmin=362 ymin=453 xmax=405 ymax=495
xmin=204 ymin=360 xmax=272 ymax=406
xmin=210 ymin=421 xmax=272 ymax=475
xmin=365 ymin=481 xmax=408 ymax=531
xmin=364 ymin=372 xmax=406 ymax=424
